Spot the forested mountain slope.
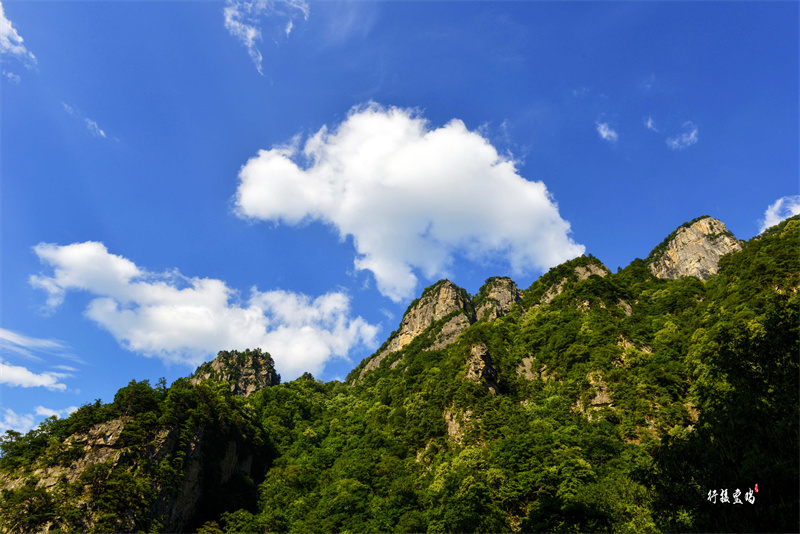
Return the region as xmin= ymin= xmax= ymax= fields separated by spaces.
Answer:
xmin=1 ymin=215 xmax=797 ymax=533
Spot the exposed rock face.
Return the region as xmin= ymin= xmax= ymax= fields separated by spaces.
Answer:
xmin=575 ymin=264 xmax=608 ymax=281
xmin=191 ymin=349 xmax=279 ymax=397
xmin=648 ymin=217 xmax=741 ymax=280
xmin=443 ymin=406 xmax=473 ymax=443
xmin=0 ymin=418 xmax=132 ymax=493
xmin=475 ymin=277 xmax=522 ymax=320
xmin=465 ymin=344 xmax=498 ymax=395
xmin=429 ymin=314 xmax=472 ymax=350
xmin=539 ymin=279 xmax=566 ymax=305
xmin=358 ymin=281 xmax=472 ymax=380
xmin=0 ymin=417 xmax=259 ymax=533
xmin=517 ymin=358 xmax=556 ymax=382
xmin=538 ymin=263 xmax=608 ymax=306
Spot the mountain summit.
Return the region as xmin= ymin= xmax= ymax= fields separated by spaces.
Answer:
xmin=646 ymin=215 xmax=741 ymax=280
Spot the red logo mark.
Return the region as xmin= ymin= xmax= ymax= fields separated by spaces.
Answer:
xmin=755 ymin=484 xmax=759 ymax=493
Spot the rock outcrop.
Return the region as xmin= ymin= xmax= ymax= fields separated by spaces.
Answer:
xmin=358 ymin=280 xmax=473 ymax=380
xmin=647 ymin=216 xmax=741 ymax=280
xmin=0 ymin=416 xmax=261 ymax=533
xmin=475 ymin=277 xmax=522 ymax=320
xmin=191 ymin=348 xmax=280 ymax=397
xmin=465 ymin=343 xmax=498 ymax=395
xmin=536 ymin=259 xmax=610 ymax=306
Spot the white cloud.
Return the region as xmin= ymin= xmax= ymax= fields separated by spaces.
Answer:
xmin=0 ymin=409 xmax=35 ymax=434
xmin=760 ymin=195 xmax=800 ymax=233
xmin=0 ymin=360 xmax=67 ymax=391
xmin=30 ymin=242 xmax=378 ymax=379
xmin=595 ymin=121 xmax=618 ymax=143
xmin=62 ymin=102 xmax=110 ymax=139
xmin=224 ymin=0 xmax=309 ymax=75
xmin=85 ymin=118 xmax=106 ymax=138
xmin=2 ymin=69 xmax=20 ymax=83
xmin=234 ymin=103 xmax=585 ymax=302
xmin=666 ymin=121 xmax=699 ymax=150
xmin=0 ymin=1 xmax=36 ymax=66
xmin=0 ymin=327 xmax=70 ymax=362
xmin=644 ymin=116 xmax=659 ymax=132
xmin=34 ymin=405 xmax=79 ymax=419
xmin=0 ymin=328 xmax=67 ymax=351
xmin=0 ymin=406 xmax=78 ymax=435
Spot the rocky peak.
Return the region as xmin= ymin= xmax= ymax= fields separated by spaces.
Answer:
xmin=191 ymin=348 xmax=280 ymax=397
xmin=536 ymin=256 xmax=609 ymax=305
xmin=647 ymin=216 xmax=741 ymax=280
xmin=475 ymin=277 xmax=522 ymax=320
xmin=357 ymin=280 xmax=472 ymax=380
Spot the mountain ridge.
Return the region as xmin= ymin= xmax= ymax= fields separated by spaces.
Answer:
xmin=2 ymin=214 xmax=797 ymax=534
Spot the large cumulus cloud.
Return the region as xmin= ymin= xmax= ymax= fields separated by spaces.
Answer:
xmin=234 ymin=103 xmax=585 ymax=301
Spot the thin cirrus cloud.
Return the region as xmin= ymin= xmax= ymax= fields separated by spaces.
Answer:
xmin=223 ymin=0 xmax=309 ymax=75
xmin=62 ymin=103 xmax=108 ymax=139
xmin=595 ymin=121 xmax=618 ymax=143
xmin=760 ymin=195 xmax=800 ymax=234
xmin=29 ymin=241 xmax=379 ymax=379
xmin=666 ymin=121 xmax=699 ymax=150
xmin=0 ymin=327 xmax=69 ymax=361
xmin=644 ymin=116 xmax=659 ymax=132
xmin=233 ymin=103 xmax=585 ymax=302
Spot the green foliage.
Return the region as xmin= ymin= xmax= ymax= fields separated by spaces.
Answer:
xmin=2 ymin=217 xmax=797 ymax=532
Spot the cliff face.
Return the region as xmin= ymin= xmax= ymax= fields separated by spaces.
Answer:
xmin=358 ymin=278 xmax=528 ymax=381
xmin=475 ymin=277 xmax=522 ymax=320
xmin=191 ymin=348 xmax=280 ymax=397
xmin=647 ymin=216 xmax=741 ymax=280
xmin=0 ymin=417 xmax=259 ymax=533
xmin=358 ymin=280 xmax=473 ymax=380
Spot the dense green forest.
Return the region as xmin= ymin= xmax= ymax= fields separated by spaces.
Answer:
xmin=1 ymin=216 xmax=798 ymax=533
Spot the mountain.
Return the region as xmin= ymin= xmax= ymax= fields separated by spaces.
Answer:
xmin=1 ymin=215 xmax=798 ymax=534
xmin=646 ymin=215 xmax=741 ymax=280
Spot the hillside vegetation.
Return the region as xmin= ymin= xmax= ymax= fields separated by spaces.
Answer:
xmin=1 ymin=216 xmax=798 ymax=533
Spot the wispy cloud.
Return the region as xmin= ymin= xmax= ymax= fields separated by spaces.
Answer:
xmin=596 ymin=121 xmax=618 ymax=143
xmin=0 ymin=1 xmax=36 ymax=67
xmin=2 ymin=69 xmax=20 ymax=83
xmin=644 ymin=115 xmax=659 ymax=132
xmin=223 ymin=0 xmax=309 ymax=75
xmin=572 ymin=87 xmax=589 ymax=98
xmin=0 ymin=327 xmax=70 ymax=361
xmin=0 ymin=408 xmax=35 ymax=433
xmin=62 ymin=102 xmax=110 ymax=139
xmin=0 ymin=405 xmax=79 ymax=434
xmin=85 ymin=118 xmax=106 ymax=138
xmin=666 ymin=121 xmax=699 ymax=150
xmin=30 ymin=241 xmax=378 ymax=379
xmin=760 ymin=195 xmax=800 ymax=233
xmin=35 ymin=405 xmax=79 ymax=419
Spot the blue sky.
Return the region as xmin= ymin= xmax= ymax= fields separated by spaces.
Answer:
xmin=1 ymin=0 xmax=798 ymax=433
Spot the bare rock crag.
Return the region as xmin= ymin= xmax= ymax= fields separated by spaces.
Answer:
xmin=191 ymin=348 xmax=280 ymax=397
xmin=358 ymin=280 xmax=472 ymax=380
xmin=648 ymin=216 xmax=741 ymax=281
xmin=475 ymin=277 xmax=522 ymax=320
